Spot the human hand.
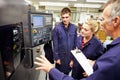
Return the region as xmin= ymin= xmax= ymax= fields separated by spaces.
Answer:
xmin=69 ymin=60 xmax=73 ymax=68
xmin=56 ymin=59 xmax=61 ymax=65
xmin=34 ymin=55 xmax=54 ymax=73
xmin=88 ymin=59 xmax=95 ymax=67
xmin=82 ymin=72 xmax=88 ymax=78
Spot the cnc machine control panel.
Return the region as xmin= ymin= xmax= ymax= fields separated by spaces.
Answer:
xmin=28 ymin=12 xmax=53 ymax=47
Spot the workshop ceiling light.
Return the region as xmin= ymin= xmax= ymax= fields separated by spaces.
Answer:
xmin=39 ymin=2 xmax=69 ymax=7
xmin=24 ymin=0 xmax=32 ymax=5
xmin=74 ymin=3 xmax=102 ymax=8
xmin=86 ymin=0 xmax=108 ymax=3
xmin=60 ymin=0 xmax=77 ymax=1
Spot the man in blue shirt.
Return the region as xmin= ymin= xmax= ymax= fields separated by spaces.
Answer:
xmin=52 ymin=7 xmax=77 ymax=75
xmin=34 ymin=0 xmax=120 ymax=80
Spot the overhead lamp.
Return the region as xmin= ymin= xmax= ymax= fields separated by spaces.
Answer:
xmin=39 ymin=2 xmax=69 ymax=7
xmin=86 ymin=0 xmax=108 ymax=3
xmin=60 ymin=0 xmax=77 ymax=1
xmin=74 ymin=3 xmax=102 ymax=8
xmin=24 ymin=0 xmax=32 ymax=5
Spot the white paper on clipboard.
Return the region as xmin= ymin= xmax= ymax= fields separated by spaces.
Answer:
xmin=71 ymin=49 xmax=93 ymax=76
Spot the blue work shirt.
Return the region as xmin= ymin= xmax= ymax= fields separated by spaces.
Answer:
xmin=76 ymin=35 xmax=104 ymax=60
xmin=49 ymin=37 xmax=120 ymax=80
xmin=72 ymin=35 xmax=104 ymax=79
xmin=52 ymin=22 xmax=77 ymax=61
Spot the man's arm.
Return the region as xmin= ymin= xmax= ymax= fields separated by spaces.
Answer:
xmin=49 ymin=68 xmax=74 ymax=80
xmin=52 ymin=28 xmax=60 ymax=60
xmin=34 ymin=55 xmax=74 ymax=80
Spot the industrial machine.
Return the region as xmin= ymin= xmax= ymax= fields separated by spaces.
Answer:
xmin=0 ymin=23 xmax=24 ymax=80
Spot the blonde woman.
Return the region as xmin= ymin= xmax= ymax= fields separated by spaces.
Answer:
xmin=72 ymin=21 xmax=104 ymax=80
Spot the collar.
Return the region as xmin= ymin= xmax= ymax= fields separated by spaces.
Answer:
xmin=107 ymin=37 xmax=120 ymax=50
xmin=61 ymin=22 xmax=71 ymax=30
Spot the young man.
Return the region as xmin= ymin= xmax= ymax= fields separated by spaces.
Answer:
xmin=52 ymin=7 xmax=77 ymax=75
xmin=34 ymin=0 xmax=120 ymax=80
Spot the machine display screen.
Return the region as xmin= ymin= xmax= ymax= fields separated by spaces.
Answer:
xmin=32 ymin=16 xmax=43 ymax=27
xmin=28 ymin=12 xmax=53 ymax=47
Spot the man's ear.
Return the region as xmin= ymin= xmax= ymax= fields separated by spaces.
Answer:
xmin=113 ymin=16 xmax=120 ymax=27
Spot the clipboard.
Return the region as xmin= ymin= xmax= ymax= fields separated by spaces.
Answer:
xmin=71 ymin=49 xmax=93 ymax=76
